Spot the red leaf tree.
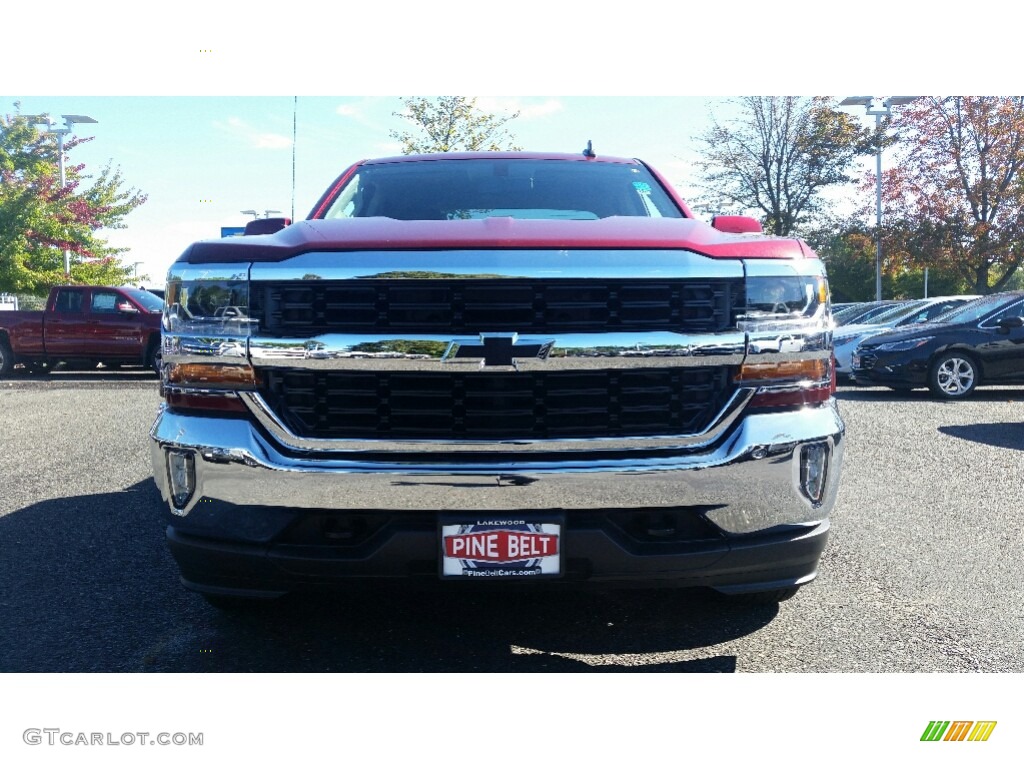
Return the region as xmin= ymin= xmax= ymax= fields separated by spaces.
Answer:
xmin=882 ymin=97 xmax=1024 ymax=294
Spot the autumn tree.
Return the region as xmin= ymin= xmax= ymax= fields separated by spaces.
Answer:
xmin=694 ymin=97 xmax=870 ymax=236
xmin=882 ymin=97 xmax=1024 ymax=294
xmin=0 ymin=111 xmax=147 ymax=295
xmin=804 ymin=216 xmax=969 ymax=301
xmin=389 ymin=96 xmax=522 ymax=154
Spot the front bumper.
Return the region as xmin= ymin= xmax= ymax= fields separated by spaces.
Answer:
xmin=150 ymin=401 xmax=845 ymax=596
xmin=852 ymin=349 xmax=931 ymax=387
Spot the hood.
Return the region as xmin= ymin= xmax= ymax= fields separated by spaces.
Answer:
xmin=858 ymin=322 xmax=947 ymax=348
xmin=176 ymin=216 xmax=814 ymax=264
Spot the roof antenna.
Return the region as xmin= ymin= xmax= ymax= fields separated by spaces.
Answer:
xmin=582 ymin=140 xmax=596 ymax=158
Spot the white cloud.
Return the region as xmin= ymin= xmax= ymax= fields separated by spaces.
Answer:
xmin=336 ymin=104 xmax=361 ymax=117
xmin=218 ymin=117 xmax=292 ymax=150
xmin=253 ymin=133 xmax=293 ymax=149
xmin=334 ymin=98 xmax=392 ymax=129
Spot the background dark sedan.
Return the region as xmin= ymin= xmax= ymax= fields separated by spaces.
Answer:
xmin=852 ymin=291 xmax=1024 ymax=398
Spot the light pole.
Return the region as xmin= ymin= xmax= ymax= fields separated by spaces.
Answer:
xmin=33 ymin=114 xmax=99 ymax=280
xmin=840 ymin=97 xmax=918 ymax=302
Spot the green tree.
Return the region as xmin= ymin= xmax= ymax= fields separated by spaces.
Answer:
xmin=389 ymin=96 xmax=522 ymax=154
xmin=804 ymin=217 xmax=969 ymax=302
xmin=695 ymin=97 xmax=870 ymax=235
xmin=0 ymin=111 xmax=147 ymax=295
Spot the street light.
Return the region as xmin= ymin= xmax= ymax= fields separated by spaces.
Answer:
xmin=241 ymin=209 xmax=283 ymax=220
xmin=33 ymin=114 xmax=99 ymax=280
xmin=840 ymin=96 xmax=919 ymax=302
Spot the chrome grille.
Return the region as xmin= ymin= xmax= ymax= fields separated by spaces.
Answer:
xmin=250 ymin=279 xmax=745 ymax=335
xmin=260 ymin=367 xmax=737 ymax=440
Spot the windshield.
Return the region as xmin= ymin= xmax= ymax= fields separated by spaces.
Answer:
xmin=858 ymin=300 xmax=926 ymax=325
xmin=894 ymin=297 xmax=974 ymax=326
xmin=834 ymin=302 xmax=900 ymax=325
xmin=320 ymin=158 xmax=685 ymax=221
xmin=122 ymin=288 xmax=164 ymax=313
xmin=931 ymin=293 xmax=1023 ymax=326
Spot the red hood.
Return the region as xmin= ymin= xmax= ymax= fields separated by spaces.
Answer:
xmin=178 ymin=216 xmax=814 ymax=264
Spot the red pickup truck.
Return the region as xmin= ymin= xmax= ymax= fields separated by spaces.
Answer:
xmin=0 ymin=285 xmax=163 ymax=377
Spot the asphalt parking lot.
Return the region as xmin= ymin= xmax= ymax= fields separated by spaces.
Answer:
xmin=1 ymin=371 xmax=1022 ymax=672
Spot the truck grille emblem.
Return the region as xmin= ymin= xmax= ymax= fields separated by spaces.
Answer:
xmin=442 ymin=333 xmax=555 ymax=370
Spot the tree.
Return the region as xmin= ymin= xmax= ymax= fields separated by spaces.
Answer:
xmin=0 ymin=111 xmax=147 ymax=295
xmin=389 ymin=97 xmax=522 ymax=154
xmin=883 ymin=97 xmax=1024 ymax=294
xmin=804 ymin=216 xmax=969 ymax=302
xmin=694 ymin=97 xmax=870 ymax=235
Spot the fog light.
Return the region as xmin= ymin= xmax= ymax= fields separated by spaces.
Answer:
xmin=800 ymin=442 xmax=829 ymax=504
xmin=166 ymin=450 xmax=196 ymax=513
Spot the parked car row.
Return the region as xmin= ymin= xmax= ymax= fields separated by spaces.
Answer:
xmin=833 ymin=300 xmax=905 ymax=326
xmin=833 ymin=296 xmax=979 ymax=383
xmin=848 ymin=291 xmax=1024 ymax=399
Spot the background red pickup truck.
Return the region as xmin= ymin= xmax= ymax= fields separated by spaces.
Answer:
xmin=0 ymin=285 xmax=163 ymax=377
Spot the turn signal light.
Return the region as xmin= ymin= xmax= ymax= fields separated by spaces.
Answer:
xmin=739 ymin=358 xmax=834 ymax=408
xmin=736 ymin=359 xmax=828 ymax=382
xmin=166 ymin=363 xmax=259 ymax=388
xmin=164 ymin=363 xmax=257 ymax=414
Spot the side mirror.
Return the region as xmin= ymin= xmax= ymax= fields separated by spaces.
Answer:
xmin=711 ymin=215 xmax=763 ymax=234
xmin=244 ymin=217 xmax=292 ymax=236
xmin=117 ymin=301 xmax=139 ymax=314
xmin=996 ymin=316 xmax=1024 ymax=332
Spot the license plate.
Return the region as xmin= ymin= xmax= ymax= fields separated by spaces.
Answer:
xmin=439 ymin=515 xmax=563 ymax=579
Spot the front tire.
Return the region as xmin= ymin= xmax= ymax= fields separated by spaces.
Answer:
xmin=0 ymin=337 xmax=13 ymax=378
xmin=145 ymin=339 xmax=161 ymax=377
xmin=928 ymin=352 xmax=979 ymax=399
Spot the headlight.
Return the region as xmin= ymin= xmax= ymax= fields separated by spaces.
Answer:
xmin=165 ymin=278 xmax=251 ymax=332
xmin=873 ymin=336 xmax=934 ymax=352
xmin=834 ymin=333 xmax=863 ymax=346
xmin=741 ymin=275 xmax=828 ymax=321
xmin=162 ymin=269 xmax=257 ymax=412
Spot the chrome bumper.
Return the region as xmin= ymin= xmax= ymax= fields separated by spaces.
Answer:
xmin=150 ymin=399 xmax=845 ymax=535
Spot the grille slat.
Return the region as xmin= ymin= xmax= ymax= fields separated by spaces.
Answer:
xmin=251 ymin=278 xmax=743 ymax=334
xmin=262 ymin=368 xmax=736 ymax=440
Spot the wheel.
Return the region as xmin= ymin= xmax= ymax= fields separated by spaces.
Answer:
xmin=0 ymin=337 xmax=13 ymax=378
xmin=145 ymin=339 xmax=161 ymax=376
xmin=928 ymin=352 xmax=979 ymax=399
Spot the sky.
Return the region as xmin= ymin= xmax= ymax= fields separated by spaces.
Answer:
xmin=1 ymin=95 xmax=750 ymax=285
xmin=4 ymin=3 xmax=1021 ymax=765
